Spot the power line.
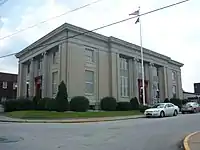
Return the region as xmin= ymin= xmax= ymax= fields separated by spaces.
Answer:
xmin=0 ymin=0 xmax=104 ymax=41
xmin=0 ymin=0 xmax=189 ymax=59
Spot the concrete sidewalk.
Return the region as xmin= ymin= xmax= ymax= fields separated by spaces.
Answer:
xmin=184 ymin=131 xmax=200 ymax=150
xmin=0 ymin=115 xmax=144 ymax=123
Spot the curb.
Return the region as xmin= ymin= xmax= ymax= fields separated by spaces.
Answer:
xmin=183 ymin=131 xmax=200 ymax=150
xmin=0 ymin=116 xmax=145 ymax=124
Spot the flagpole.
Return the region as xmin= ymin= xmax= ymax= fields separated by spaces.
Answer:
xmin=129 ymin=7 xmax=146 ymax=105
xmin=138 ymin=8 xmax=146 ymax=106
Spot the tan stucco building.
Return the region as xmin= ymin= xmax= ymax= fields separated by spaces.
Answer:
xmin=15 ymin=23 xmax=183 ymax=106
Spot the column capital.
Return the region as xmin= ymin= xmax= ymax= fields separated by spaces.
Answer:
xmin=149 ymin=62 xmax=154 ymax=66
xmin=133 ymin=57 xmax=139 ymax=62
xmin=42 ymin=51 xmax=48 ymax=56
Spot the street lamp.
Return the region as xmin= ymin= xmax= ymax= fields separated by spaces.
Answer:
xmin=129 ymin=7 xmax=146 ymax=105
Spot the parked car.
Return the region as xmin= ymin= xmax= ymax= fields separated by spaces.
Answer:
xmin=144 ymin=103 xmax=179 ymax=118
xmin=181 ymin=102 xmax=200 ymax=114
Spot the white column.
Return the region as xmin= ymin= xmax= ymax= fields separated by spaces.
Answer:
xmin=17 ymin=62 xmax=23 ymax=97
xmin=29 ymin=58 xmax=34 ymax=97
xmin=158 ymin=67 xmax=165 ymax=101
xmin=129 ymin=59 xmax=133 ymax=98
xmin=42 ymin=52 xmax=47 ymax=98
xmin=133 ymin=58 xmax=139 ymax=99
xmin=148 ymin=63 xmax=154 ymax=104
xmin=163 ymin=67 xmax=168 ymax=98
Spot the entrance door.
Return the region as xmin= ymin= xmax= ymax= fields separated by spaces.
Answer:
xmin=35 ymin=76 xmax=42 ymax=98
xmin=138 ymin=79 xmax=148 ymax=104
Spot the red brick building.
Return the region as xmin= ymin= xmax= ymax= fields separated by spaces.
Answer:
xmin=0 ymin=72 xmax=17 ymax=102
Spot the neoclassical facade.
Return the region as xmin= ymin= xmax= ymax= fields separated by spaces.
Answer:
xmin=16 ymin=23 xmax=183 ymax=105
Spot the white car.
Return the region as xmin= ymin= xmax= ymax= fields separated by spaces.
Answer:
xmin=144 ymin=103 xmax=179 ymax=118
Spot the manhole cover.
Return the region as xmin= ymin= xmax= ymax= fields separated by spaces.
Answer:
xmin=0 ymin=136 xmax=24 ymax=143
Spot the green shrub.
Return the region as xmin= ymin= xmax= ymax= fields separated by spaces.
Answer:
xmin=36 ymin=98 xmax=47 ymax=110
xmin=70 ymin=96 xmax=89 ymax=112
xmin=139 ymin=105 xmax=150 ymax=113
xmin=33 ymin=96 xmax=39 ymax=109
xmin=55 ymin=81 xmax=68 ymax=112
xmin=45 ymin=98 xmax=57 ymax=111
xmin=170 ymin=98 xmax=182 ymax=108
xmin=100 ymin=97 xmax=117 ymax=111
xmin=3 ymin=98 xmax=34 ymax=112
xmin=117 ymin=102 xmax=132 ymax=111
xmin=130 ymin=97 xmax=139 ymax=110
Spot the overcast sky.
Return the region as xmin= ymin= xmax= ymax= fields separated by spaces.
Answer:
xmin=0 ymin=0 xmax=199 ymax=92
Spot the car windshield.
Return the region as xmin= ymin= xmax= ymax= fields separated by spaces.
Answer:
xmin=152 ymin=104 xmax=165 ymax=108
xmin=185 ymin=103 xmax=194 ymax=106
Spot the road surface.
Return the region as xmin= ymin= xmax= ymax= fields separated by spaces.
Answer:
xmin=0 ymin=113 xmax=200 ymax=150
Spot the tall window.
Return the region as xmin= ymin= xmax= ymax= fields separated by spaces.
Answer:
xmin=53 ymin=50 xmax=58 ymax=64
xmin=27 ymin=63 xmax=30 ymax=74
xmin=120 ymin=57 xmax=129 ymax=97
xmin=37 ymin=58 xmax=42 ymax=70
xmin=13 ymin=82 xmax=17 ymax=90
xmin=172 ymin=85 xmax=176 ymax=98
xmin=85 ymin=48 xmax=94 ymax=62
xmin=52 ymin=72 xmax=58 ymax=95
xmin=2 ymin=82 xmax=7 ymax=89
xmin=85 ymin=70 xmax=94 ymax=94
xmin=172 ymin=71 xmax=176 ymax=81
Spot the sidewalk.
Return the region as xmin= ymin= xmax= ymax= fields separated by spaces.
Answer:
xmin=184 ymin=132 xmax=200 ymax=150
xmin=0 ymin=115 xmax=144 ymax=123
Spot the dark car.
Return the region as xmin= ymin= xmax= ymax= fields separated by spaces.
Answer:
xmin=181 ymin=102 xmax=200 ymax=114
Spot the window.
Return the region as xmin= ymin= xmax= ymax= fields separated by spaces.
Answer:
xmin=27 ymin=63 xmax=30 ymax=74
xmin=52 ymin=72 xmax=58 ymax=95
xmin=120 ymin=57 xmax=129 ymax=97
xmin=37 ymin=59 xmax=42 ymax=70
xmin=85 ymin=48 xmax=94 ymax=62
xmin=13 ymin=82 xmax=17 ymax=90
xmin=2 ymin=82 xmax=7 ymax=89
xmin=53 ymin=50 xmax=59 ymax=64
xmin=172 ymin=85 xmax=176 ymax=97
xmin=172 ymin=71 xmax=176 ymax=81
xmin=85 ymin=70 xmax=94 ymax=94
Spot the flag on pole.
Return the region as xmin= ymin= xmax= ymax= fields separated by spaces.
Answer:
xmin=135 ymin=17 xmax=139 ymax=24
xmin=129 ymin=9 xmax=139 ymax=16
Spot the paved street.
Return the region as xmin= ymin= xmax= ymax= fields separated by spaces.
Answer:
xmin=0 ymin=113 xmax=200 ymax=150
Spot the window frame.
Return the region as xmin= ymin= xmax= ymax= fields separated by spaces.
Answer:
xmin=85 ymin=48 xmax=94 ymax=63
xmin=52 ymin=50 xmax=59 ymax=64
xmin=52 ymin=71 xmax=58 ymax=95
xmin=120 ymin=57 xmax=129 ymax=97
xmin=85 ymin=70 xmax=94 ymax=95
xmin=2 ymin=81 xmax=7 ymax=89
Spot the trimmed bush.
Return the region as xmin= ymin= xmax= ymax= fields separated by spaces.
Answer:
xmin=100 ymin=97 xmax=117 ymax=111
xmin=55 ymin=81 xmax=68 ymax=112
xmin=33 ymin=96 xmax=39 ymax=109
xmin=70 ymin=96 xmax=89 ymax=112
xmin=170 ymin=98 xmax=182 ymax=109
xmin=3 ymin=98 xmax=34 ymax=112
xmin=117 ymin=102 xmax=132 ymax=111
xmin=139 ymin=105 xmax=150 ymax=113
xmin=164 ymin=98 xmax=170 ymax=103
xmin=45 ymin=98 xmax=57 ymax=111
xmin=130 ymin=97 xmax=139 ymax=110
xmin=37 ymin=98 xmax=47 ymax=110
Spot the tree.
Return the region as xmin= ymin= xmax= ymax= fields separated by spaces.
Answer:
xmin=164 ymin=98 xmax=170 ymax=103
xmin=55 ymin=81 xmax=68 ymax=112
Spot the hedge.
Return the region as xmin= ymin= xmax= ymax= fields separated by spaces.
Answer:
xmin=100 ymin=97 xmax=117 ymax=111
xmin=3 ymin=98 xmax=34 ymax=112
xmin=130 ymin=97 xmax=139 ymax=110
xmin=117 ymin=102 xmax=132 ymax=111
xmin=70 ymin=96 xmax=89 ymax=112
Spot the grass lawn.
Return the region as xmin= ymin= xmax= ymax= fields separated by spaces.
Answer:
xmin=6 ymin=110 xmax=142 ymax=119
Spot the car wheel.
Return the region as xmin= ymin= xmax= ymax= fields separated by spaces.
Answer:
xmin=182 ymin=111 xmax=185 ymax=114
xmin=160 ymin=111 xmax=165 ymax=118
xmin=193 ymin=108 xmax=197 ymax=113
xmin=173 ymin=110 xmax=178 ymax=116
